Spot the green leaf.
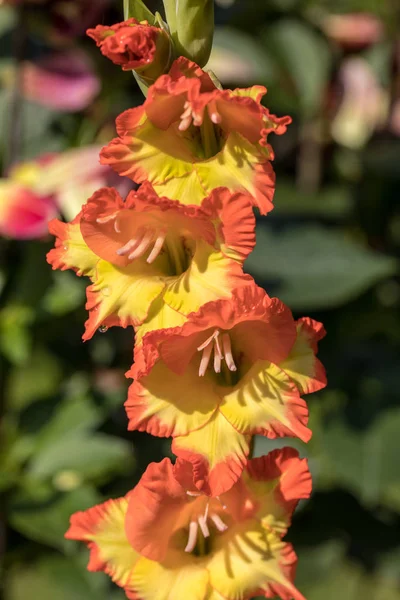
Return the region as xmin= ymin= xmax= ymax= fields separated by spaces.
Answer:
xmin=28 ymin=432 xmax=133 ymax=481
xmin=316 ymin=408 xmax=400 ymax=510
xmin=34 ymin=394 xmax=103 ymax=449
xmin=246 ymin=225 xmax=398 ymax=310
xmin=0 ymin=304 xmax=34 ymax=365
xmin=6 ymin=347 xmax=63 ymax=411
xmin=263 ymin=19 xmax=331 ymax=115
xmin=42 ymin=271 xmax=86 ymax=316
xmin=273 ymin=181 xmax=353 ymax=218
xmin=7 ymin=553 xmax=111 ymax=600
xmin=9 ymin=485 xmax=102 ymax=549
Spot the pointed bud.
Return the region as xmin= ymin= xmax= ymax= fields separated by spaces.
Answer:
xmin=163 ymin=0 xmax=214 ymax=67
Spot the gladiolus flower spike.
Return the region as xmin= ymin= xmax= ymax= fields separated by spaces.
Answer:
xmin=48 ymin=5 xmax=327 ymax=600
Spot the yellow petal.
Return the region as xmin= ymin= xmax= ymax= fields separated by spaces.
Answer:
xmin=163 ymin=240 xmax=251 ymax=315
xmin=208 ymin=519 xmax=304 ymax=600
xmin=126 ymin=360 xmax=219 ymax=437
xmin=130 ymin=551 xmax=209 ymax=600
xmin=47 ymin=220 xmax=98 ymax=277
xmin=172 ymin=410 xmax=250 ymax=496
xmin=66 ymin=497 xmax=139 ymax=589
xmin=85 ymin=258 xmax=166 ymax=337
xmin=220 ymin=361 xmax=311 ymax=442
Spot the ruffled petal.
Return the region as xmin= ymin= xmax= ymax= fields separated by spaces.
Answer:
xmin=125 ymin=358 xmax=219 ymax=437
xmin=47 ymin=218 xmax=98 ymax=277
xmin=172 ymin=410 xmax=251 ymax=496
xmin=149 ymin=285 xmax=295 ymax=376
xmin=208 ymin=520 xmax=305 ymax=600
xmin=65 ymin=496 xmax=139 ymax=589
xmin=83 ymin=259 xmax=166 ymax=340
xmin=202 ymin=187 xmax=255 ymax=261
xmin=220 ymin=361 xmax=311 ymax=443
xmin=280 ymin=317 xmax=327 ymax=395
xmin=194 ymin=132 xmax=277 ymax=215
xmin=245 ymin=448 xmax=312 ymax=528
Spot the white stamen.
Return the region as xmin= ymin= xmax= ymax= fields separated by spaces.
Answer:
xmin=96 ymin=212 xmax=118 ymax=225
xmin=222 ymin=333 xmax=237 ymax=372
xmin=185 ymin=521 xmax=199 ymax=553
xmin=146 ymin=231 xmax=167 ymax=264
xmin=198 ymin=515 xmax=210 ymax=538
xmin=199 ymin=343 xmax=213 ymax=377
xmin=116 ymin=236 xmax=142 ymax=256
xmin=214 ymin=334 xmax=223 ymax=359
xmin=128 ymin=231 xmax=154 ymax=260
xmin=186 ymin=491 xmax=202 ymax=497
xmin=197 ymin=329 xmax=219 ymax=352
xmin=214 ymin=351 xmax=221 ymax=373
xmin=211 ymin=514 xmax=229 ymax=532
xmin=179 ymin=116 xmax=192 ymax=131
xmin=114 ymin=218 xmax=121 ymax=233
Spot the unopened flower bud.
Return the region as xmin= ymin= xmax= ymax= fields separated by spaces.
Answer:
xmin=87 ymin=18 xmax=172 ymax=84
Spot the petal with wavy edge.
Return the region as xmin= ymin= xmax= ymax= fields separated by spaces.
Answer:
xmin=280 ymin=318 xmax=327 ymax=395
xmin=172 ymin=410 xmax=251 ymax=496
xmin=47 ymin=218 xmax=98 ymax=277
xmin=65 ymin=496 xmax=138 ymax=589
xmin=83 ymin=258 xmax=166 ymax=340
xmin=220 ymin=362 xmax=311 ymax=443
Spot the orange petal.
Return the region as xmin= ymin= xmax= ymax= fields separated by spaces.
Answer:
xmin=65 ymin=496 xmax=139 ymax=589
xmin=125 ymin=458 xmax=188 ymax=562
xmin=280 ymin=317 xmax=327 ymax=395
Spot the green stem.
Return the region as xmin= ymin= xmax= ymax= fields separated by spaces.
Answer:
xmin=200 ymin=113 xmax=219 ymax=159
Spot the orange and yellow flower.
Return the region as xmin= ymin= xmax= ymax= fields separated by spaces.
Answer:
xmin=127 ymin=285 xmax=326 ymax=496
xmin=46 ymin=183 xmax=254 ymax=341
xmin=100 ymin=57 xmax=291 ymax=214
xmin=87 ymin=18 xmax=172 ymax=82
xmin=66 ymin=449 xmax=310 ymax=600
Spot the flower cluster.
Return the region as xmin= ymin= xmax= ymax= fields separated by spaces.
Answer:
xmin=47 ymin=14 xmax=326 ymax=600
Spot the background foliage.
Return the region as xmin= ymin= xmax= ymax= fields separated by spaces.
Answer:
xmin=1 ymin=0 xmax=400 ymax=598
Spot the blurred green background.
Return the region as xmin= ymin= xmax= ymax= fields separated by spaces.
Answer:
xmin=1 ymin=0 xmax=400 ymax=598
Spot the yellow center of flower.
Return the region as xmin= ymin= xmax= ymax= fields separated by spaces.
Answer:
xmin=178 ymin=101 xmax=223 ymax=160
xmin=197 ymin=329 xmax=237 ymax=377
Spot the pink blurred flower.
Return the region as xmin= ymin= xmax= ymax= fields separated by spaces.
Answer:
xmin=323 ymin=13 xmax=384 ymax=50
xmin=1 ymin=146 xmax=132 ymax=240
xmin=0 ymin=181 xmax=57 ymax=239
xmin=22 ymin=50 xmax=100 ymax=112
xmin=331 ymin=57 xmax=388 ymax=149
